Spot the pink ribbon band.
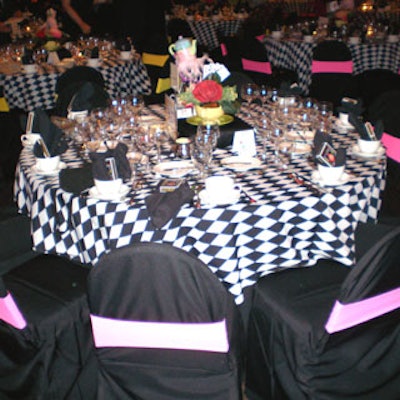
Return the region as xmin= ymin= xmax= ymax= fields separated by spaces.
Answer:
xmin=381 ymin=132 xmax=400 ymax=163
xmin=220 ymin=43 xmax=228 ymax=57
xmin=241 ymin=58 xmax=272 ymax=74
xmin=325 ymin=287 xmax=400 ymax=334
xmin=90 ymin=315 xmax=229 ymax=353
xmin=0 ymin=293 xmax=27 ymax=330
xmin=312 ymin=60 xmax=353 ymax=74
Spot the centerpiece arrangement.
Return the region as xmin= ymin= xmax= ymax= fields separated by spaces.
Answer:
xmin=178 ymin=74 xmax=240 ymax=124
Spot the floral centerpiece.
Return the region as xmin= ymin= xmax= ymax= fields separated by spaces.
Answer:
xmin=178 ymin=75 xmax=239 ymax=121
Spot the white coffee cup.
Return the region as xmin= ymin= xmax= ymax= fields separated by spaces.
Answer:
xmin=339 ymin=112 xmax=350 ymax=126
xmin=205 ymin=175 xmax=236 ymax=203
xmin=318 ymin=164 xmax=345 ymax=184
xmin=357 ymin=138 xmax=381 ymax=154
xmin=348 ymin=36 xmax=361 ymax=45
xmin=36 ymin=155 xmax=60 ymax=172
xmin=21 ymin=133 xmax=41 ymax=147
xmin=94 ymin=178 xmax=122 ymax=195
xmin=387 ymin=34 xmax=399 ymax=43
xmin=120 ymin=51 xmax=131 ymax=60
xmin=303 ymin=35 xmax=314 ymax=43
xmin=22 ymin=64 xmax=37 ymax=74
xmin=87 ymin=58 xmax=100 ymax=68
xmin=271 ymin=31 xmax=283 ymax=40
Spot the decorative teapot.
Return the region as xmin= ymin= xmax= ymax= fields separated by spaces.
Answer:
xmin=168 ymin=37 xmax=197 ymax=57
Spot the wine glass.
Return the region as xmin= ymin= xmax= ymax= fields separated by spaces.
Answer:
xmin=150 ymin=123 xmax=171 ymax=164
xmin=255 ymin=115 xmax=271 ymax=161
xmin=134 ymin=127 xmax=155 ymax=173
xmin=271 ymin=126 xmax=284 ymax=165
xmin=129 ymin=94 xmax=144 ymax=118
xmin=190 ymin=140 xmax=213 ymax=180
xmin=196 ymin=123 xmax=220 ymax=150
xmin=241 ymin=83 xmax=258 ymax=116
xmin=258 ymin=85 xmax=269 ymax=112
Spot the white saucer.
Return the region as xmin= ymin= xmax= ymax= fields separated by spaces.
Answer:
xmin=311 ymin=171 xmax=351 ymax=187
xmin=199 ymin=189 xmax=241 ymax=206
xmin=334 ymin=119 xmax=353 ymax=131
xmin=352 ymin=144 xmax=385 ymax=159
xmin=153 ymin=161 xmax=194 ymax=178
xmin=221 ymin=156 xmax=262 ymax=172
xmin=31 ymin=161 xmax=66 ymax=176
xmin=88 ymin=184 xmax=130 ymax=201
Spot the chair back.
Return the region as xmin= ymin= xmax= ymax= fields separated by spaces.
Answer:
xmin=309 ymin=40 xmax=356 ymax=107
xmin=325 ymin=224 xmax=400 ymax=333
xmin=88 ymin=242 xmax=243 ymax=400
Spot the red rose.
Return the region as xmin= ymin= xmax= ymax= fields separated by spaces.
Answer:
xmin=192 ymin=80 xmax=223 ymax=103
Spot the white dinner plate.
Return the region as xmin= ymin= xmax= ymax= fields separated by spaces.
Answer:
xmin=221 ymin=156 xmax=262 ymax=172
xmin=153 ymin=160 xmax=194 ymax=178
xmin=199 ymin=189 xmax=241 ymax=206
xmin=352 ymin=144 xmax=385 ymax=159
xmin=286 ymin=130 xmax=315 ymax=142
xmin=311 ymin=171 xmax=351 ymax=187
xmin=31 ymin=161 xmax=66 ymax=176
xmin=88 ymin=184 xmax=130 ymax=201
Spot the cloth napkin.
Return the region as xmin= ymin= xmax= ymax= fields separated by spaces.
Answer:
xmin=59 ymin=163 xmax=93 ymax=194
xmin=277 ymin=81 xmax=302 ymax=97
xmin=21 ymin=48 xmax=34 ymax=65
xmin=337 ymin=99 xmax=363 ymax=116
xmin=349 ymin=114 xmax=384 ymax=141
xmin=90 ymin=46 xmax=99 ymax=59
xmin=57 ymin=47 xmax=72 ymax=60
xmin=372 ymin=120 xmax=384 ymax=140
xmin=117 ymin=39 xmax=132 ymax=51
xmin=32 ymin=110 xmax=68 ymax=157
xmin=312 ymin=130 xmax=332 ymax=158
xmin=89 ymin=142 xmax=131 ymax=181
xmin=145 ymin=181 xmax=194 ymax=229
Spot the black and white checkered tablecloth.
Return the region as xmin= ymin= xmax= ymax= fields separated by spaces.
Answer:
xmin=188 ymin=19 xmax=243 ymax=50
xmin=15 ymin=105 xmax=385 ymax=304
xmin=0 ymin=53 xmax=152 ymax=112
xmin=264 ymin=39 xmax=400 ymax=94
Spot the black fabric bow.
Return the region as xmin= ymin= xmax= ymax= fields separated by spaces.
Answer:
xmin=277 ymin=81 xmax=303 ymax=97
xmin=145 ymin=182 xmax=194 ymax=229
xmin=32 ymin=110 xmax=68 ymax=157
xmin=21 ymin=48 xmax=34 ymax=65
xmin=349 ymin=113 xmax=369 ymax=140
xmin=89 ymin=142 xmax=131 ymax=181
xmin=90 ymin=46 xmax=99 ymax=59
xmin=312 ymin=130 xmax=332 ymax=159
xmin=337 ymin=99 xmax=363 ymax=116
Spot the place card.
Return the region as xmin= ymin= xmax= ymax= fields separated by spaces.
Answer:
xmin=203 ymin=63 xmax=231 ymax=82
xmin=232 ymin=129 xmax=257 ymax=157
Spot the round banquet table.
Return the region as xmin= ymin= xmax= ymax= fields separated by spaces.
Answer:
xmin=264 ymin=38 xmax=400 ymax=94
xmin=0 ymin=52 xmax=152 ymax=112
xmin=14 ymin=104 xmax=386 ymax=304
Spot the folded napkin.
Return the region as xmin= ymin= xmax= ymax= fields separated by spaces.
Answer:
xmin=21 ymin=48 xmax=34 ymax=65
xmin=90 ymin=46 xmax=99 ymax=59
xmin=69 ymin=81 xmax=109 ymax=112
xmin=57 ymin=47 xmax=72 ymax=60
xmin=312 ymin=130 xmax=333 ymax=159
xmin=32 ymin=109 xmax=68 ymax=157
xmin=59 ymin=163 xmax=93 ymax=194
xmin=349 ymin=114 xmax=384 ymax=141
xmin=277 ymin=81 xmax=302 ymax=97
xmin=89 ymin=142 xmax=131 ymax=181
xmin=145 ymin=181 xmax=194 ymax=229
xmin=335 ymin=147 xmax=346 ymax=167
xmin=337 ymin=99 xmax=363 ymax=116
xmin=372 ymin=120 xmax=384 ymax=140
xmin=117 ymin=39 xmax=132 ymax=52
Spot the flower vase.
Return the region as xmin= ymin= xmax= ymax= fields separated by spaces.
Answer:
xmin=195 ymin=104 xmax=224 ymax=122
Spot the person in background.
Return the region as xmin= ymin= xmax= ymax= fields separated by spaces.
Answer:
xmin=60 ymin=0 xmax=92 ymax=38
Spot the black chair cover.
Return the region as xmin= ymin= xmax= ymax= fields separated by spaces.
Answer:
xmin=87 ymin=242 xmax=243 ymax=400
xmin=0 ymin=256 xmax=92 ymax=399
xmin=309 ymin=40 xmax=358 ymax=108
xmin=245 ymin=223 xmax=400 ymax=400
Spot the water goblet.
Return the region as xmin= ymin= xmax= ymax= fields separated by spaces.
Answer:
xmin=271 ymin=126 xmax=284 ymax=165
xmin=134 ymin=127 xmax=155 ymax=173
xmin=150 ymin=123 xmax=171 ymax=164
xmin=254 ymin=115 xmax=271 ymax=161
xmin=129 ymin=94 xmax=144 ymax=117
xmin=241 ymin=83 xmax=258 ymax=116
xmin=190 ymin=140 xmax=213 ymax=180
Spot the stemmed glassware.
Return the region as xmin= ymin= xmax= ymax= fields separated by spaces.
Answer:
xmin=241 ymin=83 xmax=259 ymax=116
xmin=196 ymin=122 xmax=220 ymax=168
xmin=190 ymin=139 xmax=213 ymax=180
xmin=129 ymin=94 xmax=144 ymax=118
xmin=134 ymin=127 xmax=155 ymax=173
xmin=258 ymin=85 xmax=269 ymax=113
xmin=254 ymin=115 xmax=271 ymax=161
xmin=149 ymin=123 xmax=171 ymax=164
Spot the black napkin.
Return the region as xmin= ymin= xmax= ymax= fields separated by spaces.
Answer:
xmin=337 ymin=99 xmax=363 ymax=116
xmin=32 ymin=109 xmax=68 ymax=157
xmin=89 ymin=142 xmax=131 ymax=181
xmin=277 ymin=81 xmax=303 ymax=97
xmin=21 ymin=48 xmax=34 ymax=65
xmin=117 ymin=39 xmax=132 ymax=51
xmin=373 ymin=120 xmax=384 ymax=140
xmin=178 ymin=117 xmax=253 ymax=148
xmin=90 ymin=46 xmax=99 ymax=59
xmin=59 ymin=163 xmax=93 ymax=194
xmin=312 ymin=130 xmax=333 ymax=160
xmin=335 ymin=147 xmax=346 ymax=167
xmin=57 ymin=47 xmax=72 ymax=60
xmin=145 ymin=181 xmax=194 ymax=229
xmin=348 ymin=113 xmax=369 ymax=140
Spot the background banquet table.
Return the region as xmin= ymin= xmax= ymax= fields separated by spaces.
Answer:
xmin=0 ymin=53 xmax=152 ymax=112
xmin=14 ymin=105 xmax=385 ymax=304
xmin=187 ymin=19 xmax=244 ymax=50
xmin=264 ymin=38 xmax=400 ymax=94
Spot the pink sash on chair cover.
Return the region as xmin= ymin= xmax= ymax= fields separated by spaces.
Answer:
xmin=381 ymin=132 xmax=400 ymax=163
xmin=325 ymin=287 xmax=400 ymax=334
xmin=241 ymin=58 xmax=272 ymax=74
xmin=90 ymin=314 xmax=229 ymax=353
xmin=0 ymin=293 xmax=27 ymax=329
xmin=220 ymin=43 xmax=228 ymax=57
xmin=311 ymin=60 xmax=353 ymax=74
